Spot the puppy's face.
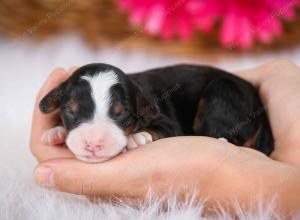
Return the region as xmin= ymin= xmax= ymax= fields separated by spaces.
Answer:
xmin=40 ymin=64 xmax=158 ymax=162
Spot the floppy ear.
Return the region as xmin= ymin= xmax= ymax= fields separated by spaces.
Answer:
xmin=39 ymin=83 xmax=65 ymax=113
xmin=128 ymin=81 xmax=159 ymax=120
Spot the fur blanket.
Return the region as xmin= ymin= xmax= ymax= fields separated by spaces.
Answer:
xmin=0 ymin=36 xmax=299 ymax=219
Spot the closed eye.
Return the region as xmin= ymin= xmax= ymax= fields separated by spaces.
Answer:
xmin=65 ymin=109 xmax=74 ymax=117
xmin=61 ymin=108 xmax=75 ymax=123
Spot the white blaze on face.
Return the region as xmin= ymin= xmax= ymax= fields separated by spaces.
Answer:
xmin=66 ymin=71 xmax=128 ymax=163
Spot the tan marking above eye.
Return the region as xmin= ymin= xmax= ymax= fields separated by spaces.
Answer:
xmin=69 ymin=100 xmax=78 ymax=112
xmin=112 ymin=101 xmax=123 ymax=114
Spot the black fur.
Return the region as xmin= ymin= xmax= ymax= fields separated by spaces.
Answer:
xmin=129 ymin=64 xmax=273 ymax=155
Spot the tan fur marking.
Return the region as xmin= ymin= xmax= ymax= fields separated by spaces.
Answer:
xmin=193 ymin=98 xmax=206 ymax=132
xmin=124 ymin=122 xmax=135 ymax=136
xmin=69 ymin=100 xmax=78 ymax=113
xmin=243 ymin=125 xmax=262 ymax=148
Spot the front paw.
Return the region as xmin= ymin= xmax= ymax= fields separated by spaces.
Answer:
xmin=41 ymin=126 xmax=67 ymax=145
xmin=127 ymin=132 xmax=153 ymax=150
xmin=218 ymin=137 xmax=228 ymax=142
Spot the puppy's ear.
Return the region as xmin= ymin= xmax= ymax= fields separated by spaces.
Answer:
xmin=39 ymin=83 xmax=66 ymax=113
xmin=128 ymin=81 xmax=159 ymax=120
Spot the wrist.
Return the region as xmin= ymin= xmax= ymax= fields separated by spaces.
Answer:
xmin=205 ymin=148 xmax=300 ymax=214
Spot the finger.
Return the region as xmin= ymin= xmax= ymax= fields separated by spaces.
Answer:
xmin=32 ymin=145 xmax=74 ymax=162
xmin=235 ymin=60 xmax=291 ymax=87
xmin=234 ymin=62 xmax=273 ymax=87
xmin=34 ymin=66 xmax=78 ymax=138
xmin=67 ymin=66 xmax=78 ymax=74
xmin=33 ymin=139 xmax=158 ymax=197
xmin=30 ymin=68 xmax=74 ymax=161
xmin=34 ymin=157 xmax=128 ymax=196
xmin=31 ymin=68 xmax=70 ymax=144
xmin=33 ymin=66 xmax=77 ymax=136
xmin=30 ymin=66 xmax=80 ymax=162
xmin=234 ymin=60 xmax=294 ymax=87
xmin=36 ymin=68 xmax=71 ymax=102
xmin=33 ymin=137 xmax=233 ymax=196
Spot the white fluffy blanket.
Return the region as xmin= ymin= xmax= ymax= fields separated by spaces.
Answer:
xmin=0 ymin=35 xmax=299 ymax=219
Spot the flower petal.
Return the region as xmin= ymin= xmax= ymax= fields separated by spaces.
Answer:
xmin=220 ymin=12 xmax=237 ymax=48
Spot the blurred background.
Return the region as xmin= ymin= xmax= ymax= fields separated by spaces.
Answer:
xmin=0 ymin=0 xmax=299 ymax=218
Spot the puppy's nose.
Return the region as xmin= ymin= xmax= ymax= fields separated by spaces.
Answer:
xmin=84 ymin=139 xmax=103 ymax=152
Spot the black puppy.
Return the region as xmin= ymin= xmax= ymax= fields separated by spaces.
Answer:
xmin=40 ymin=63 xmax=274 ymax=162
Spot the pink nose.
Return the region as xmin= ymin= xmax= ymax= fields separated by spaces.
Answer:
xmin=84 ymin=140 xmax=103 ymax=153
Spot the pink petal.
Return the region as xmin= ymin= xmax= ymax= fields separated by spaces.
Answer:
xmin=161 ymin=16 xmax=174 ymax=40
xmin=268 ymin=19 xmax=282 ymax=36
xmin=177 ymin=13 xmax=193 ymax=39
xmin=220 ymin=12 xmax=237 ymax=48
xmin=237 ymin=17 xmax=253 ymax=49
xmin=257 ymin=29 xmax=273 ymax=43
xmin=195 ymin=14 xmax=217 ymax=33
xmin=116 ymin=0 xmax=300 ymax=49
xmin=144 ymin=4 xmax=165 ymax=35
xmin=118 ymin=0 xmax=134 ymax=10
xmin=129 ymin=6 xmax=148 ymax=25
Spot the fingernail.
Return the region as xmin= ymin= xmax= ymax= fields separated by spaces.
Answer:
xmin=34 ymin=166 xmax=54 ymax=187
xmin=54 ymin=67 xmax=66 ymax=73
xmin=61 ymin=68 xmax=68 ymax=74
xmin=69 ymin=66 xmax=78 ymax=70
xmin=68 ymin=66 xmax=78 ymax=74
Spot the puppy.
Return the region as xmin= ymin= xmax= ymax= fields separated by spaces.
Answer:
xmin=39 ymin=63 xmax=274 ymax=163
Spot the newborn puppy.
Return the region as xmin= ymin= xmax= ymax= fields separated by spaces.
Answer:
xmin=39 ymin=63 xmax=274 ymax=162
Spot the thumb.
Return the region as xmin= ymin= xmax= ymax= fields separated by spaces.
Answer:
xmin=34 ymin=158 xmax=122 ymax=196
xmin=234 ymin=60 xmax=286 ymax=87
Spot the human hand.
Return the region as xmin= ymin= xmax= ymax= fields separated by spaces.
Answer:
xmin=33 ymin=136 xmax=300 ymax=213
xmin=31 ymin=61 xmax=300 ymax=214
xmin=30 ymin=67 xmax=77 ymax=162
xmin=235 ymin=60 xmax=300 ymax=166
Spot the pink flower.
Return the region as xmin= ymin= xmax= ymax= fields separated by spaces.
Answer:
xmin=118 ymin=0 xmax=300 ymax=49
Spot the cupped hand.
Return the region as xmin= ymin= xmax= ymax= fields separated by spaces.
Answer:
xmin=31 ymin=61 xmax=300 ymax=213
xmin=33 ymin=136 xmax=300 ymax=213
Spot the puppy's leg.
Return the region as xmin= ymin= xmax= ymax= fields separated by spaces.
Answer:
xmin=41 ymin=126 xmax=67 ymax=145
xmin=193 ymin=78 xmax=260 ymax=147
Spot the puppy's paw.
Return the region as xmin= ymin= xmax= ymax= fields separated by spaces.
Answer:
xmin=127 ymin=132 xmax=153 ymax=150
xmin=41 ymin=126 xmax=67 ymax=145
xmin=218 ymin=137 xmax=228 ymax=142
